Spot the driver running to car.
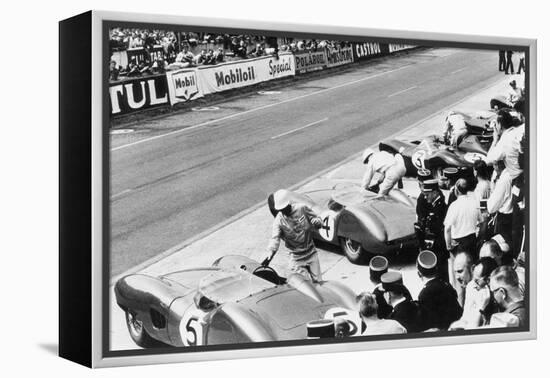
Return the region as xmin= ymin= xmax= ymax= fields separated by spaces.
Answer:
xmin=264 ymin=189 xmax=324 ymax=282
xmin=361 ymin=148 xmax=407 ymax=197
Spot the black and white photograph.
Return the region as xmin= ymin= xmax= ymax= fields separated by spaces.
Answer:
xmin=106 ymin=20 xmax=532 ymax=354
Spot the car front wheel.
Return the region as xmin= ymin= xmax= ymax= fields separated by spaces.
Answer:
xmin=125 ymin=310 xmax=161 ymax=348
xmin=340 ymin=237 xmax=370 ymax=265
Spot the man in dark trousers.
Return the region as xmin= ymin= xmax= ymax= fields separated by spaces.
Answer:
xmin=505 ymin=50 xmax=515 ymax=74
xmin=499 ymin=50 xmax=506 ymax=71
xmin=380 ymin=271 xmax=420 ymax=333
xmin=415 ymin=179 xmax=449 ymax=282
xmin=416 ymin=251 xmax=463 ymax=331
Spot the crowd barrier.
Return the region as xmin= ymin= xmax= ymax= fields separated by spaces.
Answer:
xmin=110 ymin=43 xmax=417 ymax=116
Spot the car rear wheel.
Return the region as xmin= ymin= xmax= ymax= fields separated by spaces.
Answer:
xmin=340 ymin=237 xmax=371 ymax=265
xmin=125 ymin=310 xmax=161 ymax=348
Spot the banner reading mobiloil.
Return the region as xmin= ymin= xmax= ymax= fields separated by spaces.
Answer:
xmin=326 ymin=47 xmax=354 ymax=68
xmin=165 ymin=69 xmax=203 ymax=105
xmin=388 ymin=44 xmax=416 ymax=53
xmin=294 ymin=50 xmax=328 ymax=74
xmin=198 ymin=53 xmax=295 ymax=95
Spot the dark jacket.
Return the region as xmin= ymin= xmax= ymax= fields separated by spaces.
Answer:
xmin=505 ymin=300 xmax=527 ymax=328
xmin=418 ymin=278 xmax=462 ymax=331
xmin=389 ymin=299 xmax=421 ymax=333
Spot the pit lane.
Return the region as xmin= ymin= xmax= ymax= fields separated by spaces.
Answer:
xmin=110 ymin=48 xmax=507 ymax=278
xmin=109 ymin=75 xmax=519 ymax=350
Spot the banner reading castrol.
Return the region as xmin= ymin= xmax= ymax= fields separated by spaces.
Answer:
xmin=326 ymin=47 xmax=354 ymax=68
xmin=294 ymin=50 xmax=328 ymax=74
xmin=165 ymin=69 xmax=203 ymax=105
xmin=197 ymin=53 xmax=295 ymax=95
xmin=352 ymin=42 xmax=382 ymax=62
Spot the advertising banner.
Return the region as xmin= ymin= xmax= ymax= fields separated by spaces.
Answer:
xmin=352 ymin=42 xmax=383 ymax=61
xmin=197 ymin=53 xmax=295 ymax=95
xmin=109 ymin=74 xmax=169 ymax=115
xmin=388 ymin=44 xmax=417 ymax=53
xmin=326 ymin=47 xmax=354 ymax=68
xmin=165 ymin=69 xmax=203 ymax=105
xmin=294 ymin=50 xmax=328 ymax=74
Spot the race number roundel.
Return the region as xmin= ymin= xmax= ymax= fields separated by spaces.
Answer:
xmin=319 ymin=210 xmax=336 ymax=242
xmin=324 ymin=307 xmax=361 ymax=337
xmin=412 ymin=149 xmax=427 ymax=169
xmin=463 ymin=152 xmax=486 ymax=164
xmin=179 ymin=308 xmax=206 ymax=347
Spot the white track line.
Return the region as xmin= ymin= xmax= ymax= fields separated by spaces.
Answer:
xmin=110 ymin=76 xmax=505 ymax=285
xmin=111 ymin=65 xmax=412 ymax=152
xmin=387 ymin=86 xmax=417 ymax=98
xmin=451 ymin=67 xmax=467 ymax=74
xmin=271 ymin=118 xmax=328 ymax=140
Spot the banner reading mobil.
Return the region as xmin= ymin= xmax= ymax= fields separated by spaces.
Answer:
xmin=352 ymin=42 xmax=382 ymax=61
xmin=109 ymin=74 xmax=169 ymax=115
xmin=165 ymin=69 xmax=203 ymax=105
xmin=294 ymin=50 xmax=328 ymax=74
xmin=326 ymin=47 xmax=354 ymax=68
xmin=197 ymin=53 xmax=295 ymax=95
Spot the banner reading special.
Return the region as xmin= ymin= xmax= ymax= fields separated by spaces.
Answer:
xmin=294 ymin=50 xmax=328 ymax=74
xmin=109 ymin=74 xmax=169 ymax=115
xmin=352 ymin=43 xmax=382 ymax=62
xmin=326 ymin=47 xmax=354 ymax=68
xmin=165 ymin=69 xmax=203 ymax=105
xmin=197 ymin=53 xmax=295 ymax=95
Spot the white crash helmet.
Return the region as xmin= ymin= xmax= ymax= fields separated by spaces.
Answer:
xmin=273 ymin=189 xmax=291 ymax=211
xmin=361 ymin=148 xmax=376 ymax=164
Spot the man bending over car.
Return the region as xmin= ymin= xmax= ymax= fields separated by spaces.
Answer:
xmin=361 ymin=148 xmax=407 ymax=197
xmin=264 ymin=189 xmax=324 ymax=282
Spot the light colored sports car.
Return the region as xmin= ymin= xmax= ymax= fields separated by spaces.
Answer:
xmin=269 ymin=180 xmax=418 ymax=264
xmin=114 ymin=255 xmax=358 ymax=348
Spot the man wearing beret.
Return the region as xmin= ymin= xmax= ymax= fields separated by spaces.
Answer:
xmin=415 ymin=178 xmax=449 ymax=282
xmin=380 ymin=272 xmax=420 ymax=333
xmin=417 ymin=251 xmax=463 ymax=331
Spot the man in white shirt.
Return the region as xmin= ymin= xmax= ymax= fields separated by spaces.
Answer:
xmin=444 ymin=179 xmax=483 ymax=257
xmin=443 ymin=111 xmax=468 ymax=148
xmin=487 ymin=162 xmax=514 ymax=245
xmin=361 ymin=148 xmax=406 ymax=197
xmin=486 ymin=109 xmax=525 ymax=179
xmin=357 ymin=291 xmax=407 ymax=336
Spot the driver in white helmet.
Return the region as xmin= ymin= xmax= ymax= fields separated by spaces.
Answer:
xmin=264 ymin=189 xmax=324 ymax=282
xmin=361 ymin=148 xmax=407 ymax=197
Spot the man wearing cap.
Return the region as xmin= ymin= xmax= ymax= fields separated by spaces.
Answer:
xmin=361 ymin=148 xmax=406 ymax=197
xmin=379 ymin=271 xmax=419 ymax=333
xmin=369 ymin=256 xmax=393 ymax=319
xmin=415 ymin=178 xmax=449 ymax=282
xmin=417 ymin=251 xmax=462 ymax=331
xmin=264 ymin=189 xmax=324 ymax=282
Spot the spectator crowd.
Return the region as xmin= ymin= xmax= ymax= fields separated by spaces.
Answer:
xmin=109 ymin=27 xmax=351 ymax=82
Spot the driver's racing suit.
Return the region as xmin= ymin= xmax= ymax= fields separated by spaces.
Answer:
xmin=267 ymin=203 xmax=323 ymax=282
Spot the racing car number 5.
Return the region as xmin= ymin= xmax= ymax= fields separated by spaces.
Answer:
xmin=180 ymin=310 xmax=206 ymax=346
xmin=412 ymin=150 xmax=427 ymax=170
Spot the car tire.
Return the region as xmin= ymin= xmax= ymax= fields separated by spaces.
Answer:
xmin=125 ymin=310 xmax=163 ymax=348
xmin=339 ymin=237 xmax=371 ymax=265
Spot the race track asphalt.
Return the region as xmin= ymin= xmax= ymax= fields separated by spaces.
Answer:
xmin=110 ymin=47 xmax=502 ymax=277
